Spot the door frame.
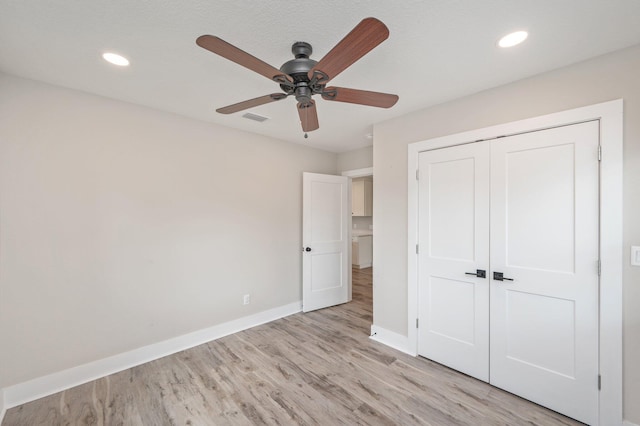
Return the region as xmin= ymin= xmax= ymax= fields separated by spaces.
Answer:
xmin=342 ymin=167 xmax=374 ymax=178
xmin=407 ymin=100 xmax=623 ymax=425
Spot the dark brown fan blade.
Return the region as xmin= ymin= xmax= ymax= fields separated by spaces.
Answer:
xmin=321 ymin=87 xmax=398 ymax=108
xmin=297 ymin=100 xmax=319 ymax=132
xmin=309 ymin=18 xmax=389 ymax=83
xmin=217 ymin=93 xmax=287 ymax=114
xmin=197 ymin=35 xmax=292 ymax=83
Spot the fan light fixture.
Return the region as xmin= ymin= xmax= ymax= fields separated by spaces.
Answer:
xmin=498 ymin=31 xmax=528 ymax=48
xmin=102 ymin=52 xmax=130 ymax=66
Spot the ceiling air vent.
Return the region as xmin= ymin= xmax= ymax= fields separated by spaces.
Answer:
xmin=242 ymin=112 xmax=269 ymax=122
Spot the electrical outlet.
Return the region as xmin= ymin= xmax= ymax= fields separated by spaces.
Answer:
xmin=631 ymin=246 xmax=640 ymax=266
xmin=243 ymin=294 xmax=251 ymax=305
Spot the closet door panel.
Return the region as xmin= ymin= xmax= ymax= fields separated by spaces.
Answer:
xmin=489 ymin=121 xmax=600 ymax=425
xmin=417 ymin=142 xmax=490 ymax=381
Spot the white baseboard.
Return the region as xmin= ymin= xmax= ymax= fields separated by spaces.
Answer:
xmin=3 ymin=301 xmax=301 ymax=409
xmin=369 ymin=325 xmax=414 ymax=356
xmin=623 ymin=420 xmax=640 ymax=426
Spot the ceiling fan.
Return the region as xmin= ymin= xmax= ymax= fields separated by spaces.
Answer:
xmin=196 ymin=17 xmax=399 ymax=134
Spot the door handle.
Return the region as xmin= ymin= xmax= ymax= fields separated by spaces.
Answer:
xmin=465 ymin=269 xmax=486 ymax=278
xmin=304 ymin=247 xmax=312 ymax=252
xmin=493 ymin=272 xmax=514 ymax=281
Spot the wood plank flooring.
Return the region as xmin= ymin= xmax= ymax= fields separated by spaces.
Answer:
xmin=3 ymin=267 xmax=584 ymax=425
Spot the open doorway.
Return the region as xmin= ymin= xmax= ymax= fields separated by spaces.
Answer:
xmin=342 ymin=167 xmax=374 ymax=318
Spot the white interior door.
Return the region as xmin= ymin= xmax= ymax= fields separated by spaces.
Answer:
xmin=302 ymin=172 xmax=350 ymax=312
xmin=417 ymin=142 xmax=490 ymax=381
xmin=489 ymin=121 xmax=600 ymax=425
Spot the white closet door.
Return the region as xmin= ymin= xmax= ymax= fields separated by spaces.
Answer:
xmin=417 ymin=142 xmax=490 ymax=381
xmin=489 ymin=121 xmax=600 ymax=425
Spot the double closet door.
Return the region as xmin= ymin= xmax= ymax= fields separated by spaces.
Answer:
xmin=417 ymin=121 xmax=600 ymax=425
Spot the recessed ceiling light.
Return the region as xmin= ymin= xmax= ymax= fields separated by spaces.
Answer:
xmin=102 ymin=52 xmax=130 ymax=66
xmin=498 ymin=31 xmax=528 ymax=48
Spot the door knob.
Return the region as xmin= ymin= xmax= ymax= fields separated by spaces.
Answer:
xmin=305 ymin=247 xmax=312 ymax=252
xmin=465 ymin=269 xmax=486 ymax=278
xmin=493 ymin=272 xmax=514 ymax=281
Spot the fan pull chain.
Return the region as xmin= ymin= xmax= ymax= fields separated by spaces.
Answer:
xmin=304 ymin=102 xmax=309 ymax=139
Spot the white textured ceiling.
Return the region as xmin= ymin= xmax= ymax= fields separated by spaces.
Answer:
xmin=1 ymin=1 xmax=640 ymax=152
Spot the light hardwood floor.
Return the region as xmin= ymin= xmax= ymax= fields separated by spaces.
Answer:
xmin=3 ymin=268 xmax=583 ymax=425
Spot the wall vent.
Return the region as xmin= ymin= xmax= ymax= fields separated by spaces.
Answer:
xmin=242 ymin=112 xmax=269 ymax=122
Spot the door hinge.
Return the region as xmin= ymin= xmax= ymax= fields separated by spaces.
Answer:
xmin=416 ymin=318 xmax=419 ymax=328
xmin=416 ymin=244 xmax=419 ymax=254
xmin=598 ymin=374 xmax=601 ymax=390
xmin=598 ymin=145 xmax=602 ymax=161
xmin=598 ymin=259 xmax=601 ymax=276
xmin=416 ymin=169 xmax=419 ymax=180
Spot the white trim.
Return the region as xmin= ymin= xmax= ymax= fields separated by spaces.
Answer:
xmin=370 ymin=325 xmax=413 ymax=356
xmin=623 ymin=421 xmax=640 ymax=426
xmin=341 ymin=167 xmax=373 ymax=178
xmin=3 ymin=301 xmax=301 ymax=409
xmin=348 ymin=179 xmax=353 ymax=302
xmin=407 ymin=99 xmax=623 ymax=426
xmin=0 ymin=388 xmax=6 ymax=424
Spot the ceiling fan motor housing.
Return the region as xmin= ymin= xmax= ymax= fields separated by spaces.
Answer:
xmin=279 ymin=42 xmax=324 ymax=104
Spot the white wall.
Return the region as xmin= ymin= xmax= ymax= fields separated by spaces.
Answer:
xmin=353 ymin=216 xmax=372 ymax=230
xmin=0 ymin=73 xmax=337 ymax=389
xmin=373 ymin=44 xmax=640 ymax=423
xmin=337 ymin=146 xmax=373 ymax=173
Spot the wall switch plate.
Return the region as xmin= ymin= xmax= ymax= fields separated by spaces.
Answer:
xmin=631 ymin=246 xmax=640 ymax=266
xmin=243 ymin=294 xmax=251 ymax=305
